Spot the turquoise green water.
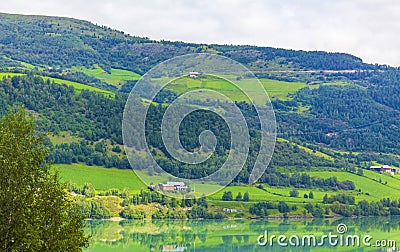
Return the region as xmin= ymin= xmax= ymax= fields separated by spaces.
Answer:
xmin=84 ymin=217 xmax=400 ymax=251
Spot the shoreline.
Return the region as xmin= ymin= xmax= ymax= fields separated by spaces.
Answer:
xmin=85 ymin=215 xmax=344 ymax=221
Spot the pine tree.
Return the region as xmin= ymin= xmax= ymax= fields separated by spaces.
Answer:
xmin=323 ymin=194 xmax=329 ymax=204
xmin=222 ymin=191 xmax=233 ymax=201
xmin=243 ymin=192 xmax=249 ymax=202
xmin=235 ymin=192 xmax=243 ymax=201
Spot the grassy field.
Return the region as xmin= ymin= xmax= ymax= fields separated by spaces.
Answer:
xmin=308 ymin=171 xmax=400 ymax=201
xmin=72 ymin=64 xmax=141 ymax=86
xmin=208 ymin=184 xmax=371 ymax=205
xmin=55 ymin=164 xmax=146 ymax=192
xmin=0 ymin=72 xmax=24 ymax=79
xmin=125 ymin=170 xmax=227 ymax=197
xmin=55 ymin=163 xmax=400 ymax=205
xmin=166 ymin=75 xmax=307 ymax=104
xmin=2 ymin=56 xmax=41 ymax=70
xmin=48 ymin=131 xmax=82 ymax=145
xmin=0 ymin=72 xmax=115 ymax=98
xmin=42 ymin=76 xmax=115 ymax=98
xmin=53 ymin=163 xmax=231 ymax=197
xmin=277 ymin=138 xmax=334 ymax=160
xmin=259 ymin=78 xmax=307 ymax=100
xmin=209 ymin=185 xmax=318 ymax=203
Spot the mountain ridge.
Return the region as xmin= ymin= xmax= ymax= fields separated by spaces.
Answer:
xmin=0 ymin=12 xmax=383 ymax=75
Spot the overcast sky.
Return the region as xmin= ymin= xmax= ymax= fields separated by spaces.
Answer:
xmin=2 ymin=0 xmax=400 ymax=66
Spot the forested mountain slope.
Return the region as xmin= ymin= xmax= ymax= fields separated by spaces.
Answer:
xmin=1 ymin=12 xmax=400 ymax=182
xmin=0 ymin=12 xmax=380 ymax=74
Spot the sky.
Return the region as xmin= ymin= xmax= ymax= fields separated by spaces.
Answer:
xmin=2 ymin=0 xmax=400 ymax=66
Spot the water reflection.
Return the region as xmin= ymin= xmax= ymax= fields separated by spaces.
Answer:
xmin=84 ymin=217 xmax=400 ymax=251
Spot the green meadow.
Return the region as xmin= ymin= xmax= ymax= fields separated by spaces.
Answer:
xmin=72 ymin=64 xmax=141 ymax=86
xmin=48 ymin=131 xmax=82 ymax=145
xmin=277 ymin=138 xmax=334 ymax=160
xmin=56 ymin=163 xmax=227 ymax=197
xmin=55 ymin=163 xmax=400 ymax=204
xmin=0 ymin=72 xmax=24 ymax=79
xmin=42 ymin=76 xmax=115 ymax=98
xmin=209 ymin=183 xmax=368 ymax=205
xmin=55 ymin=164 xmax=146 ymax=193
xmin=2 ymin=56 xmax=41 ymax=70
xmin=166 ymin=75 xmax=307 ymax=104
xmin=260 ymin=78 xmax=307 ymax=100
xmin=0 ymin=72 xmax=115 ymax=98
xmin=308 ymin=171 xmax=400 ymax=201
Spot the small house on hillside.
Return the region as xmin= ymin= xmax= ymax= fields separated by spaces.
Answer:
xmin=223 ymin=208 xmax=243 ymax=213
xmin=158 ymin=182 xmax=188 ymax=191
xmin=188 ymin=72 xmax=200 ymax=78
xmin=161 ymin=245 xmax=187 ymax=252
xmin=370 ymin=165 xmax=399 ymax=175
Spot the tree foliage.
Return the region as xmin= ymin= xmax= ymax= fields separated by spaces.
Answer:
xmin=0 ymin=108 xmax=89 ymax=251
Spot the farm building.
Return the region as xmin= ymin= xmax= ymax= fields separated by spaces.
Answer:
xmin=158 ymin=182 xmax=188 ymax=191
xmin=370 ymin=165 xmax=400 ymax=175
xmin=188 ymin=71 xmax=200 ymax=78
xmin=223 ymin=208 xmax=243 ymax=213
xmin=161 ymin=245 xmax=187 ymax=252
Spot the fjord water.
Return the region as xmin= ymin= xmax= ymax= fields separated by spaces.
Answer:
xmin=84 ymin=217 xmax=400 ymax=251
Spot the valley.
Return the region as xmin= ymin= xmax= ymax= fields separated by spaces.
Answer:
xmin=1 ymin=12 xmax=400 ymax=223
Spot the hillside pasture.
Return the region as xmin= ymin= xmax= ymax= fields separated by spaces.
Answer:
xmin=55 ymin=164 xmax=146 ymax=192
xmin=0 ymin=72 xmax=115 ymax=98
xmin=308 ymin=171 xmax=400 ymax=201
xmin=166 ymin=76 xmax=307 ymax=104
xmin=42 ymin=76 xmax=115 ymax=98
xmin=72 ymin=64 xmax=141 ymax=86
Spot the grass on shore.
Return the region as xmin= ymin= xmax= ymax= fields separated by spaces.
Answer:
xmin=55 ymin=164 xmax=400 ymax=204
